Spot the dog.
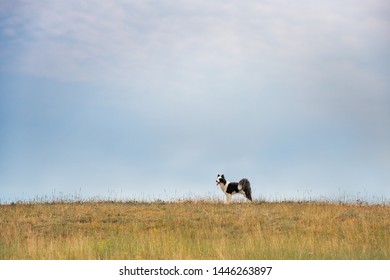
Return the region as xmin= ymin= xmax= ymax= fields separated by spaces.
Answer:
xmin=216 ymin=174 xmax=252 ymax=203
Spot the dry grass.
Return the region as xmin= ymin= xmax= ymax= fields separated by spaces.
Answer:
xmin=0 ymin=200 xmax=389 ymax=259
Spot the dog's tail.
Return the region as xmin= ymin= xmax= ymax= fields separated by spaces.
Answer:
xmin=239 ymin=178 xmax=252 ymax=201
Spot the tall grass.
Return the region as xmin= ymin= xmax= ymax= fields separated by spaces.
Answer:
xmin=0 ymin=199 xmax=389 ymax=259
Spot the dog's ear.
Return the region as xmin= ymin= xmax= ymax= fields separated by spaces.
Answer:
xmin=221 ymin=174 xmax=225 ymax=178
xmin=217 ymin=174 xmax=220 ymax=177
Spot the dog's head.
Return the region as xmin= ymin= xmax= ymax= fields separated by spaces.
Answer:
xmin=216 ymin=174 xmax=227 ymax=186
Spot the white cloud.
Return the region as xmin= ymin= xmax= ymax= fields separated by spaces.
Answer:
xmin=2 ymin=0 xmax=387 ymax=90
xmin=3 ymin=0 xmax=389 ymax=125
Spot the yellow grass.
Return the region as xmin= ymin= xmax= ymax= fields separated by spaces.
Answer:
xmin=0 ymin=200 xmax=389 ymax=259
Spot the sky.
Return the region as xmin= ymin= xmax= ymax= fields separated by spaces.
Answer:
xmin=1 ymin=0 xmax=389 ymax=203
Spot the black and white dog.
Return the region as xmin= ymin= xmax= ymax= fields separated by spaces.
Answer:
xmin=216 ymin=174 xmax=252 ymax=203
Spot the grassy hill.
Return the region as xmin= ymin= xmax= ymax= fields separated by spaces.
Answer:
xmin=1 ymin=200 xmax=389 ymax=259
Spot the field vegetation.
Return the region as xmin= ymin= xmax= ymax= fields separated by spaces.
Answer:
xmin=0 ymin=199 xmax=389 ymax=259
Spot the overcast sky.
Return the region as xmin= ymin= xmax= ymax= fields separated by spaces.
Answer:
xmin=1 ymin=0 xmax=389 ymax=203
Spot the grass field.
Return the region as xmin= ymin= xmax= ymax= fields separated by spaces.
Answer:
xmin=0 ymin=200 xmax=389 ymax=259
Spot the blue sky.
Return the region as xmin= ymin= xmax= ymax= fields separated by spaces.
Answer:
xmin=1 ymin=0 xmax=389 ymax=203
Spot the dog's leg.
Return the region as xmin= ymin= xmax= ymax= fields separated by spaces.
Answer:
xmin=225 ymin=193 xmax=232 ymax=203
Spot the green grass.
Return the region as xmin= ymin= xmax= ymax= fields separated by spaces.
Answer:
xmin=0 ymin=200 xmax=389 ymax=259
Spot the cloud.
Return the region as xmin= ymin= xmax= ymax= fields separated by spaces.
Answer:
xmin=2 ymin=1 xmax=388 ymax=107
